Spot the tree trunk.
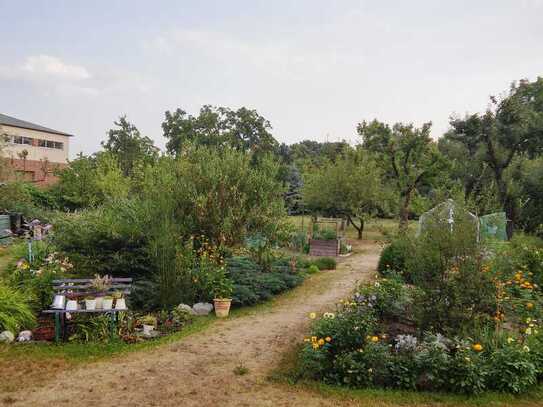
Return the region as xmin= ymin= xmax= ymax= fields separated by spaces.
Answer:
xmin=347 ymin=215 xmax=364 ymax=240
xmin=399 ymin=190 xmax=412 ymax=232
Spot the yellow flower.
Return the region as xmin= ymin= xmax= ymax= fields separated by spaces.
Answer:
xmin=370 ymin=336 xmax=379 ymax=343
xmin=325 ymin=336 xmax=332 ymax=342
xmin=312 ymin=343 xmax=319 ymax=350
xmin=309 ymin=312 xmax=317 ymax=319
xmin=311 ymin=336 xmax=317 ymax=343
xmin=507 ymin=337 xmax=515 ymax=344
xmin=318 ymin=339 xmax=325 ymax=346
xmin=304 ymin=338 xmax=311 ymax=343
xmin=523 ymin=345 xmax=530 ymax=352
xmin=472 ymin=343 xmax=483 ymax=352
xmin=527 ymin=302 xmax=534 ymax=310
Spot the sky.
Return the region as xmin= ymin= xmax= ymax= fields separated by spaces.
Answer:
xmin=1 ymin=0 xmax=542 ymax=157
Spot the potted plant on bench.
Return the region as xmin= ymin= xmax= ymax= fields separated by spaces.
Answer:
xmin=90 ymin=274 xmax=112 ymax=309
xmin=84 ymin=296 xmax=97 ymax=311
xmin=113 ymin=290 xmax=126 ymax=310
xmin=141 ymin=314 xmax=157 ymax=336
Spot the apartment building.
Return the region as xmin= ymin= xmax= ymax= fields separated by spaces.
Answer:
xmin=0 ymin=113 xmax=73 ymax=185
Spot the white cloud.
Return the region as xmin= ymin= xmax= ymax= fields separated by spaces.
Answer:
xmin=21 ymin=55 xmax=91 ymax=81
xmin=0 ymin=54 xmax=154 ymax=98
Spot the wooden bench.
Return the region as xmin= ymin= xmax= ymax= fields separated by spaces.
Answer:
xmin=43 ymin=278 xmax=133 ymax=342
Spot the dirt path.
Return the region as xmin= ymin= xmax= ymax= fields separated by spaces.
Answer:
xmin=7 ymin=242 xmax=380 ymax=407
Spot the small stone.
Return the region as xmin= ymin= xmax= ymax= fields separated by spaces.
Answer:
xmin=177 ymin=303 xmax=196 ymax=315
xmin=0 ymin=331 xmax=15 ymax=343
xmin=193 ymin=302 xmax=214 ymax=315
xmin=17 ymin=330 xmax=32 ymax=342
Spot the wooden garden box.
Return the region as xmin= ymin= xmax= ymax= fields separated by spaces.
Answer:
xmin=309 ymin=238 xmax=340 ymax=257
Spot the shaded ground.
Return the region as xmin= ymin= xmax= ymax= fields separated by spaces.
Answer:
xmin=4 ymin=241 xmax=380 ymax=407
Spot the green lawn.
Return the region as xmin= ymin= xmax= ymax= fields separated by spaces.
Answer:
xmin=294 ymin=381 xmax=543 ymax=407
xmin=288 ymin=215 xmax=416 ymax=241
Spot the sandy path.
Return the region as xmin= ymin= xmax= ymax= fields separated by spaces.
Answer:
xmin=7 ymin=242 xmax=380 ymax=407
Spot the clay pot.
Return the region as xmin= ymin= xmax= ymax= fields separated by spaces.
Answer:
xmin=213 ymin=298 xmax=232 ymax=318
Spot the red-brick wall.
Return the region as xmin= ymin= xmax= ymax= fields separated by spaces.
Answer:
xmin=5 ymin=158 xmax=67 ymax=186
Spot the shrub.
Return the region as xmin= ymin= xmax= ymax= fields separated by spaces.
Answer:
xmin=486 ymin=345 xmax=537 ymax=393
xmin=226 ymin=256 xmax=304 ymax=306
xmin=52 ymin=200 xmax=152 ymax=277
xmin=377 ymin=238 xmax=411 ymax=280
xmin=447 ymin=346 xmax=487 ymax=394
xmin=313 ymin=257 xmax=336 ymax=270
xmin=0 ymin=284 xmax=36 ymax=332
xmin=357 ymin=279 xmax=417 ymax=322
xmin=307 ymin=265 xmax=319 ymax=274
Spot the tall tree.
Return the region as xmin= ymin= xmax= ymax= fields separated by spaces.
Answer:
xmin=162 ymin=105 xmax=278 ymax=157
xmin=102 ymin=116 xmax=159 ymax=177
xmin=447 ymin=78 xmax=543 ymax=238
xmin=302 ymin=151 xmax=389 ymax=239
xmin=358 ymin=120 xmax=444 ymax=231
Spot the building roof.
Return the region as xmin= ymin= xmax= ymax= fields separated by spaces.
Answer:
xmin=0 ymin=113 xmax=74 ymax=137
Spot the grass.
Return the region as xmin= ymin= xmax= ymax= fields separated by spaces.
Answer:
xmin=287 ymin=216 xmax=416 ymax=241
xmin=295 ymin=382 xmax=543 ymax=407
xmin=0 ymin=315 xmax=215 ymax=393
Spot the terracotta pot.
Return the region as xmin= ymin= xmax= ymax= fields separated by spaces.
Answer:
xmin=213 ymin=298 xmax=232 ymax=318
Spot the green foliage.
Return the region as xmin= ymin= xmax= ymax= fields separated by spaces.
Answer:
xmin=68 ymin=314 xmax=112 ymax=343
xmin=226 ymin=256 xmax=304 ymax=306
xmin=359 ymin=120 xmax=446 ymax=230
xmin=102 ymin=116 xmax=158 ymax=177
xmin=312 ymin=228 xmax=337 ymax=240
xmin=143 ymin=147 xmax=285 ymax=247
xmin=52 ymin=200 xmax=151 ymax=277
xmin=377 ymin=238 xmax=411 ymax=280
xmin=487 ymin=345 xmax=537 ymax=393
xmin=0 ymin=283 xmax=36 ymax=332
xmin=307 ymin=265 xmax=319 ymax=274
xmin=52 ymin=152 xmax=131 ymax=210
xmin=302 ymin=150 xmax=389 ymax=239
xmin=405 ymin=207 xmax=495 ymax=333
xmin=312 ymin=257 xmax=336 ymax=270
xmin=162 ymin=105 xmax=278 ymax=157
xmin=446 ymin=78 xmax=543 ymax=237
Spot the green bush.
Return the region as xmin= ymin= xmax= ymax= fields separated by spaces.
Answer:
xmin=313 ymin=257 xmax=336 ymax=270
xmin=307 ymin=265 xmax=319 ymax=274
xmin=226 ymin=256 xmax=304 ymax=306
xmin=0 ymin=284 xmax=36 ymax=332
xmin=487 ymin=345 xmax=537 ymax=393
xmin=377 ymin=238 xmax=411 ymax=280
xmin=52 ymin=200 xmax=152 ymax=278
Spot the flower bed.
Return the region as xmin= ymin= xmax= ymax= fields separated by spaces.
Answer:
xmin=298 ymin=212 xmax=543 ymax=395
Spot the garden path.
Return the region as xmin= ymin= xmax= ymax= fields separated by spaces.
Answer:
xmin=8 ymin=241 xmax=380 ymax=407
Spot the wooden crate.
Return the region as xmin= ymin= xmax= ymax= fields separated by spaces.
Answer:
xmin=309 ymin=239 xmax=339 ymax=257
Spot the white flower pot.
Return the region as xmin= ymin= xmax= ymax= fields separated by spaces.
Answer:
xmin=143 ymin=324 xmax=154 ymax=336
xmin=85 ymin=299 xmax=96 ymax=311
xmin=102 ymin=299 xmax=113 ymax=310
xmin=115 ymin=298 xmax=127 ymax=310
xmin=95 ymin=297 xmax=103 ymax=309
xmin=65 ymin=300 xmax=78 ymax=311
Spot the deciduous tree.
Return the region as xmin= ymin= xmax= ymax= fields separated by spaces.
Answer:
xmin=358 ymin=120 xmax=444 ymax=231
